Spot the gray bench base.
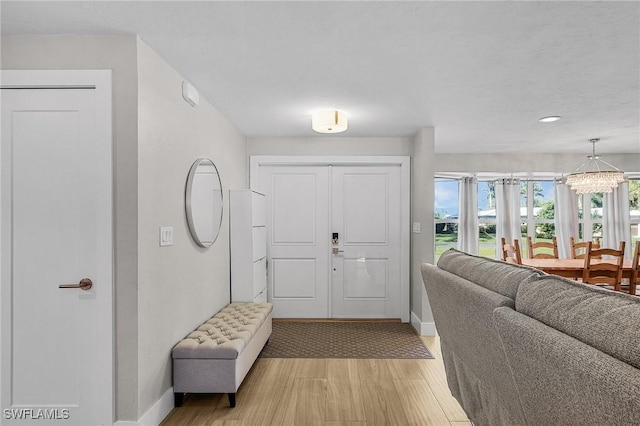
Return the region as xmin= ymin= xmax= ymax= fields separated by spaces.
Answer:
xmin=172 ymin=306 xmax=272 ymax=408
xmin=173 ymin=390 xmax=236 ymax=408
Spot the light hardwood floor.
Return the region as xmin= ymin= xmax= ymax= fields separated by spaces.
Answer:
xmin=161 ymin=335 xmax=470 ymax=426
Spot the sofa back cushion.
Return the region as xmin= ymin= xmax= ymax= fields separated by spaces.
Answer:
xmin=494 ymin=306 xmax=640 ymax=426
xmin=515 ymin=275 xmax=640 ymax=368
xmin=437 ymin=249 xmax=542 ymax=299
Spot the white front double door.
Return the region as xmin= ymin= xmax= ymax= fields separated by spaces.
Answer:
xmin=259 ymin=163 xmax=406 ymax=319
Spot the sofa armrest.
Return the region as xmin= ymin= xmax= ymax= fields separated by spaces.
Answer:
xmin=421 ymin=263 xmax=525 ymax=426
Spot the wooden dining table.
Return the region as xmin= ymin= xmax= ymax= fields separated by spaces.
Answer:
xmin=521 ymin=258 xmax=634 ymax=279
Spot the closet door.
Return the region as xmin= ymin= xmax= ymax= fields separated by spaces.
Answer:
xmin=259 ymin=166 xmax=330 ymax=318
xmin=1 ymin=71 xmax=113 ymax=425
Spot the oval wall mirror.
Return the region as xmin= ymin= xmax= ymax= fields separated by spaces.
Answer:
xmin=185 ymin=158 xmax=223 ymax=248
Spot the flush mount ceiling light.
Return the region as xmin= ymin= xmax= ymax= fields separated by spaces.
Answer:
xmin=539 ymin=116 xmax=562 ymax=123
xmin=312 ymin=110 xmax=348 ymax=134
xmin=566 ymin=138 xmax=625 ymax=194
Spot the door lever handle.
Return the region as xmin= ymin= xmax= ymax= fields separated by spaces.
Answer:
xmin=332 ymin=248 xmax=344 ymax=255
xmin=59 ymin=278 xmax=93 ymax=291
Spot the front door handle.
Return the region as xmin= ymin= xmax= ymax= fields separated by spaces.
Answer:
xmin=59 ymin=278 xmax=93 ymax=291
xmin=332 ymin=248 xmax=344 ymax=255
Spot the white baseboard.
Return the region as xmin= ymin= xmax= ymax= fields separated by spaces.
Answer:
xmin=411 ymin=311 xmax=436 ymax=336
xmin=139 ymin=387 xmax=174 ymax=426
xmin=114 ymin=387 xmax=174 ymax=426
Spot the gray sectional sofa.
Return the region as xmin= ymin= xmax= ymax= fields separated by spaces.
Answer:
xmin=421 ymin=248 xmax=640 ymax=426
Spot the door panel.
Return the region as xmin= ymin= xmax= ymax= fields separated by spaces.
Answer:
xmin=343 ymin=258 xmax=388 ymax=298
xmin=252 ymin=227 xmax=267 ymax=261
xmin=331 ymin=166 xmax=401 ymax=318
xmin=12 ymin=110 xmax=83 ymax=406
xmin=1 ymin=72 xmax=112 ymax=425
xmin=272 ymin=174 xmax=319 ymax=245
xmin=343 ymin=174 xmax=389 ymax=244
xmin=253 ymin=258 xmax=267 ymax=297
xmin=260 ymin=166 xmax=329 ymax=317
xmin=272 ymin=258 xmax=318 ymax=298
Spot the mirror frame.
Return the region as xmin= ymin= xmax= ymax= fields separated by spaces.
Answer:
xmin=185 ymin=158 xmax=223 ymax=248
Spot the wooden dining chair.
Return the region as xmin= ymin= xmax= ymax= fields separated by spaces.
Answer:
xmin=527 ymin=236 xmax=559 ymax=259
xmin=630 ymin=241 xmax=640 ymax=296
xmin=581 ymin=241 xmax=626 ymax=291
xmin=570 ymin=236 xmax=601 ymax=259
xmin=501 ymin=237 xmax=522 ymax=265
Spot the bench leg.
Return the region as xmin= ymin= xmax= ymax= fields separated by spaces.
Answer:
xmin=174 ymin=392 xmax=185 ymax=407
xmin=228 ymin=393 xmax=236 ymax=408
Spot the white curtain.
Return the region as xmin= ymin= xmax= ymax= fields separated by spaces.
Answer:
xmin=457 ymin=176 xmax=478 ymax=254
xmin=603 ymin=181 xmax=631 ymax=257
xmin=554 ymin=180 xmax=579 ymax=258
xmin=495 ymin=178 xmax=521 ymax=258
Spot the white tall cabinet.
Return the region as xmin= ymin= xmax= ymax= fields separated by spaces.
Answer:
xmin=230 ymin=190 xmax=267 ymax=302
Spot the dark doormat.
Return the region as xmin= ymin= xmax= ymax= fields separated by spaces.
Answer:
xmin=259 ymin=320 xmax=434 ymax=359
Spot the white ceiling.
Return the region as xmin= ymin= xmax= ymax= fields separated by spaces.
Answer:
xmin=2 ymin=1 xmax=639 ymax=154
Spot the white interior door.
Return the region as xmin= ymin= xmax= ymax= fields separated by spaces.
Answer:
xmin=1 ymin=71 xmax=113 ymax=425
xmin=331 ymin=166 xmax=402 ymax=318
xmin=256 ymin=159 xmax=407 ymax=320
xmin=259 ymin=165 xmax=330 ymax=318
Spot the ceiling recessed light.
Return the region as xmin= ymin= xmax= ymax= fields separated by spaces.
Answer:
xmin=539 ymin=116 xmax=562 ymax=123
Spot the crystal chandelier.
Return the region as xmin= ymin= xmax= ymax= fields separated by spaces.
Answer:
xmin=566 ymin=138 xmax=625 ymax=194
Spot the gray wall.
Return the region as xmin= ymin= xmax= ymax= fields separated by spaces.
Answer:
xmin=248 ymin=136 xmax=413 ymax=158
xmin=411 ymin=128 xmax=435 ymax=325
xmin=1 ymin=34 xmax=141 ymax=421
xmin=2 ymin=34 xmax=248 ymax=421
xmin=434 ymin=153 xmax=640 ymax=174
xmin=136 ymin=39 xmax=247 ymax=418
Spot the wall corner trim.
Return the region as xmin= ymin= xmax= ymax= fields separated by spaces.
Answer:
xmin=136 ymin=386 xmax=175 ymax=426
xmin=411 ymin=311 xmax=436 ymax=336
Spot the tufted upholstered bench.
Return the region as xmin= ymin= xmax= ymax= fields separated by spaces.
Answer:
xmin=172 ymin=302 xmax=272 ymax=408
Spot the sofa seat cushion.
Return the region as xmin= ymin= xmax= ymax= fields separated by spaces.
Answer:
xmin=437 ymin=249 xmax=542 ymax=299
xmin=515 ymin=275 xmax=640 ymax=368
xmin=173 ymin=302 xmax=273 ymax=360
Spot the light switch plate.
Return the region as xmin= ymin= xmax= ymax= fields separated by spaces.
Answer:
xmin=160 ymin=227 xmax=174 ymax=246
xmin=412 ymin=222 xmax=421 ymax=233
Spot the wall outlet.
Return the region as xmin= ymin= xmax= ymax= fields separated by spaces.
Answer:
xmin=412 ymin=222 xmax=421 ymax=234
xmin=160 ymin=227 xmax=174 ymax=246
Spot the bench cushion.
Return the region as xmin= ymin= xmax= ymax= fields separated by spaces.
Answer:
xmin=173 ymin=302 xmax=273 ymax=360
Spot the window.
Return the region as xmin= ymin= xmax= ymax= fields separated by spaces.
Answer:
xmin=524 ymin=181 xmax=555 ymax=257
xmin=630 ymin=178 xmax=640 ymax=247
xmin=477 ymin=180 xmax=497 ymax=258
xmin=435 ymin=174 xmax=639 ymax=261
xmin=477 ymin=179 xmax=555 ymax=258
xmin=434 ymin=178 xmax=459 ymax=258
xmin=578 ymin=193 xmax=603 ymax=242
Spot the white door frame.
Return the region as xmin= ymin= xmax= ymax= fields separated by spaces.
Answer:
xmin=250 ymin=156 xmax=410 ymax=322
xmin=1 ymin=70 xmax=113 ymax=424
